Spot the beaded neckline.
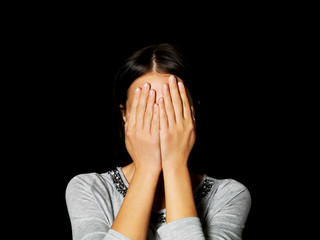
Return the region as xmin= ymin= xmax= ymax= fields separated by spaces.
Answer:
xmin=107 ymin=168 xmax=128 ymax=197
xmin=107 ymin=167 xmax=215 ymax=224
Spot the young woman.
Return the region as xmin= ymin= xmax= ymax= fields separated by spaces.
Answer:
xmin=66 ymin=43 xmax=251 ymax=240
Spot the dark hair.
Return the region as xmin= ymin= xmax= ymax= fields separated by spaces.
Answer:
xmin=112 ymin=43 xmax=200 ymax=168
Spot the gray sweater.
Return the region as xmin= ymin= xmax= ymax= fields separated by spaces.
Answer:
xmin=65 ymin=167 xmax=251 ymax=240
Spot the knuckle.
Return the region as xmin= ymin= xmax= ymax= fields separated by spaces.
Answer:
xmin=125 ymin=128 xmax=134 ymax=136
xmin=188 ymin=121 xmax=195 ymax=130
xmin=181 ymin=120 xmax=194 ymax=132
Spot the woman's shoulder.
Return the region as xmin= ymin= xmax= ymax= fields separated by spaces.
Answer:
xmin=200 ymin=174 xmax=251 ymax=207
xmin=195 ymin=175 xmax=252 ymax=232
xmin=207 ymin=175 xmax=249 ymax=193
xmin=65 ymin=168 xmax=122 ymax=197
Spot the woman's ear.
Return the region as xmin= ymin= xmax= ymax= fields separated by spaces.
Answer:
xmin=119 ymin=104 xmax=127 ymax=123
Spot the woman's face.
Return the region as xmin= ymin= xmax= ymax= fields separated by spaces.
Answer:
xmin=122 ymin=72 xmax=193 ymax=120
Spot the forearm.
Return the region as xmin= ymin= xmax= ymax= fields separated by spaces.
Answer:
xmin=163 ymin=163 xmax=198 ymax=223
xmin=111 ymin=167 xmax=160 ymax=240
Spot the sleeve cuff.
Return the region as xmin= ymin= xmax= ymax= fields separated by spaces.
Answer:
xmin=157 ymin=217 xmax=205 ymax=240
xmin=106 ymin=229 xmax=132 ymax=240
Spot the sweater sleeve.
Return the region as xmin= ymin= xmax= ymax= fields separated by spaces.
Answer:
xmin=157 ymin=179 xmax=251 ymax=240
xmin=65 ymin=175 xmax=131 ymax=240
xmin=204 ymin=179 xmax=252 ymax=240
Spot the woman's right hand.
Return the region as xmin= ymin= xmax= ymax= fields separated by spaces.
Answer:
xmin=124 ymin=82 xmax=161 ymax=173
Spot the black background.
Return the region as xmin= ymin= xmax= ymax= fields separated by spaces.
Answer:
xmin=15 ymin=5 xmax=297 ymax=240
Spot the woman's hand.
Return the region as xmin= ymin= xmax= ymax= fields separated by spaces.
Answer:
xmin=113 ymin=84 xmax=162 ymax=240
xmin=159 ymin=75 xmax=196 ymax=169
xmin=124 ymin=82 xmax=161 ymax=173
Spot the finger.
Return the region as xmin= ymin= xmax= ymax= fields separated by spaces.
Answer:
xmin=144 ymin=89 xmax=156 ymax=132
xmin=168 ymin=75 xmax=184 ymax=122
xmin=162 ymin=83 xmax=176 ymax=125
xmin=159 ymin=97 xmax=168 ymax=131
xmin=178 ymin=81 xmax=192 ymax=119
xmin=151 ymin=103 xmax=160 ymax=135
xmin=136 ymin=83 xmax=150 ymax=129
xmin=127 ymin=87 xmax=141 ymax=128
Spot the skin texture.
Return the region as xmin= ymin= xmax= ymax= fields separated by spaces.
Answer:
xmin=112 ymin=72 xmax=201 ymax=240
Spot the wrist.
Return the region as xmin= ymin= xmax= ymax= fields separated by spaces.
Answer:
xmin=134 ymin=163 xmax=162 ymax=176
xmin=162 ymin=161 xmax=188 ymax=175
xmin=162 ymin=156 xmax=188 ymax=171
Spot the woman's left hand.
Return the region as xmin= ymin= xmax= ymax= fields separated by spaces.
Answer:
xmin=159 ymin=75 xmax=196 ymax=169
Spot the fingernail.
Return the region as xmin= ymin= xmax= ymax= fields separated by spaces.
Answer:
xmin=163 ymin=83 xmax=168 ymax=90
xmin=169 ymin=75 xmax=175 ymax=83
xmin=144 ymin=83 xmax=149 ymax=89
xmin=178 ymin=82 xmax=183 ymax=88
xmin=135 ymin=87 xmax=141 ymax=94
xmin=149 ymin=90 xmax=154 ymax=96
